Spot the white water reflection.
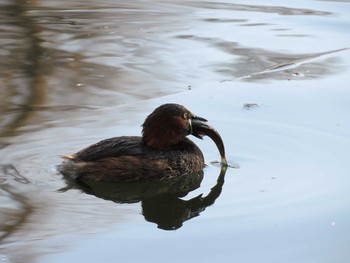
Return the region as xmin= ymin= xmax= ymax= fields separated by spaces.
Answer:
xmin=1 ymin=0 xmax=350 ymax=262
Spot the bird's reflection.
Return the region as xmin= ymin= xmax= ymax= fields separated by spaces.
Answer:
xmin=62 ymin=166 xmax=227 ymax=230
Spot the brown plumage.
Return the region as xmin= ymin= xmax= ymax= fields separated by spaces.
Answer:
xmin=58 ymin=103 xmax=226 ymax=182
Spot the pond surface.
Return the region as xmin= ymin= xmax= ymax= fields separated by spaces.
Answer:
xmin=1 ymin=0 xmax=350 ymax=262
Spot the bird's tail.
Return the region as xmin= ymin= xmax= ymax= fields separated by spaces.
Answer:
xmin=59 ymin=154 xmax=75 ymax=160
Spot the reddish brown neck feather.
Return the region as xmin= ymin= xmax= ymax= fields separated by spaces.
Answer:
xmin=142 ymin=116 xmax=189 ymax=150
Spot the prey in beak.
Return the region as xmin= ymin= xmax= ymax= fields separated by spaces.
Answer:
xmin=190 ymin=115 xmax=227 ymax=166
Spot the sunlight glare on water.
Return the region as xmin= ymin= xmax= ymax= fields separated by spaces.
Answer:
xmin=0 ymin=0 xmax=350 ymax=262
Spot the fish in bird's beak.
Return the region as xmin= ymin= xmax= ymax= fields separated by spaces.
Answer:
xmin=190 ymin=116 xmax=227 ymax=165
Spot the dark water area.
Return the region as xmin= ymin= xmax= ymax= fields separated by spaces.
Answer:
xmin=1 ymin=0 xmax=350 ymax=262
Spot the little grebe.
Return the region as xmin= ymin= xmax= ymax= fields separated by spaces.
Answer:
xmin=58 ymin=103 xmax=227 ymax=182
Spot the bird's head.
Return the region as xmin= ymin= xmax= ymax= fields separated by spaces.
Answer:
xmin=142 ymin=103 xmax=227 ymax=165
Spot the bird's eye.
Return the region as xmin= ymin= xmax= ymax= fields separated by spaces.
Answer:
xmin=183 ymin=112 xmax=189 ymax=119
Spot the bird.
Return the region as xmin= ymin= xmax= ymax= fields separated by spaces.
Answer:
xmin=58 ymin=103 xmax=227 ymax=183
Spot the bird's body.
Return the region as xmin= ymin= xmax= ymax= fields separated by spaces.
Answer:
xmin=58 ymin=103 xmax=226 ymax=182
xmin=59 ymin=136 xmax=204 ymax=182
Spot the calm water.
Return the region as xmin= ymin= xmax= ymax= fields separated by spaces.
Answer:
xmin=1 ymin=0 xmax=350 ymax=262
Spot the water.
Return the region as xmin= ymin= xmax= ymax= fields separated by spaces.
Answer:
xmin=1 ymin=0 xmax=350 ymax=262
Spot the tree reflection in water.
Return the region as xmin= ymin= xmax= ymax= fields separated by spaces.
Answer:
xmin=61 ymin=166 xmax=227 ymax=230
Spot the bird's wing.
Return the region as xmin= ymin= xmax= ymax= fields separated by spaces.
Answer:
xmin=74 ymin=136 xmax=148 ymax=162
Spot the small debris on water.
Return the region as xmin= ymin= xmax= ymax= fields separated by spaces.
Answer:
xmin=291 ymin=71 xmax=305 ymax=77
xmin=243 ymin=103 xmax=260 ymax=110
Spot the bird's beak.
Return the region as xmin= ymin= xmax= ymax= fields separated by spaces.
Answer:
xmin=190 ymin=116 xmax=227 ymax=165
